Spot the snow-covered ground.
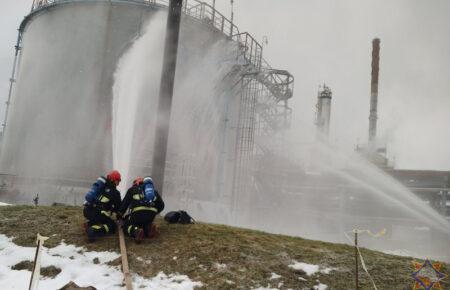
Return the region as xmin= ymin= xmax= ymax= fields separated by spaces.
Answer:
xmin=0 ymin=234 xmax=202 ymax=289
xmin=288 ymin=261 xmax=336 ymax=277
xmin=0 ymin=202 xmax=11 ymax=206
xmin=313 ymin=283 xmax=328 ymax=290
xmin=253 ymin=261 xmax=333 ymax=290
xmin=0 ymin=232 xmax=339 ymax=290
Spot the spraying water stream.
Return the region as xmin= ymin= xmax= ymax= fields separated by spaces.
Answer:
xmin=112 ymin=13 xmax=241 ymax=196
xmin=113 ymin=13 xmax=166 ymax=193
xmin=112 ymin=15 xmax=449 ymax=261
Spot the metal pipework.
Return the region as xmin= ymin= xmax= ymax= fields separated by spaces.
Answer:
xmin=368 ymin=38 xmax=380 ymax=144
xmin=151 ymin=0 xmax=183 ymax=194
xmin=2 ymin=31 xmax=23 ymax=135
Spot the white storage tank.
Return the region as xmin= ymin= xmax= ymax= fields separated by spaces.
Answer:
xmin=0 ymin=0 xmax=246 ymax=204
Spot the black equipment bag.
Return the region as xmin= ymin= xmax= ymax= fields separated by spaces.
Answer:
xmin=164 ymin=210 xmax=195 ymax=224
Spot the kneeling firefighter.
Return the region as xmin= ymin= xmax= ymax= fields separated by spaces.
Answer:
xmin=83 ymin=170 xmax=122 ymax=241
xmin=119 ymin=176 xmax=164 ymax=242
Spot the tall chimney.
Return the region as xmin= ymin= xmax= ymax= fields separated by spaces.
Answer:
xmin=316 ymin=84 xmax=332 ymax=138
xmin=368 ymin=38 xmax=380 ymax=144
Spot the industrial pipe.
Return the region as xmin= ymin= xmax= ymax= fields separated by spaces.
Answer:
xmin=151 ymin=0 xmax=183 ymax=194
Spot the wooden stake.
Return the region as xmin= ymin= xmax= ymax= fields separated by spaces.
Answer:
xmin=355 ymin=231 xmax=359 ymax=290
xmin=29 ymin=234 xmax=49 ymax=290
xmin=118 ymin=224 xmax=133 ymax=290
xmin=28 ymin=239 xmax=41 ymax=290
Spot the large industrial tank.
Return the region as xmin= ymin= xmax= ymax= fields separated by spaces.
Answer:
xmin=0 ymin=0 xmax=244 ymax=204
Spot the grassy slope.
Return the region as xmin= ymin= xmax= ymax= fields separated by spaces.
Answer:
xmin=0 ymin=206 xmax=448 ymax=289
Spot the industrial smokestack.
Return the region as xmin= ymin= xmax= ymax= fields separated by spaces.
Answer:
xmin=368 ymin=38 xmax=380 ymax=145
xmin=316 ymin=84 xmax=332 ymax=138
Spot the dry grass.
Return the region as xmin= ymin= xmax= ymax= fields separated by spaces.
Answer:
xmin=0 ymin=205 xmax=448 ymax=289
xmin=12 ymin=260 xmax=62 ymax=278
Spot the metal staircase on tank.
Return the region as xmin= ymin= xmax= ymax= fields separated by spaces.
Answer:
xmin=230 ymin=34 xmax=294 ymax=214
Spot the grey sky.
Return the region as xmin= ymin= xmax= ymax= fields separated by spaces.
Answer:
xmin=1 ymin=0 xmax=449 ymax=170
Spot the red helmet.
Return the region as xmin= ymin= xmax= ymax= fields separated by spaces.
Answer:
xmin=133 ymin=176 xmax=144 ymax=186
xmin=107 ymin=170 xmax=121 ymax=184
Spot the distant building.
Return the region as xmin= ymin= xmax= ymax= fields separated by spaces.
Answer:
xmin=387 ymin=169 xmax=450 ymax=217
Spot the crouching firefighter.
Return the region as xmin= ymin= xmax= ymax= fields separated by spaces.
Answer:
xmin=119 ymin=176 xmax=164 ymax=242
xmin=83 ymin=170 xmax=122 ymax=242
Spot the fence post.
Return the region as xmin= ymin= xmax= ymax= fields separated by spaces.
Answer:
xmin=355 ymin=231 xmax=359 ymax=290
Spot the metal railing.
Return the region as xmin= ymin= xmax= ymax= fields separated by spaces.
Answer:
xmin=30 ymin=0 xmax=263 ymax=70
xmin=232 ymin=32 xmax=262 ymax=71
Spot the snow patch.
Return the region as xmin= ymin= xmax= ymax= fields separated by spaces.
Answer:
xmin=313 ymin=283 xmax=328 ymax=290
xmin=320 ymin=267 xmax=338 ymax=274
xmin=0 ymin=202 xmax=11 ymax=206
xmin=288 ymin=261 xmax=337 ymax=276
xmin=137 ymin=256 xmax=152 ymax=265
xmin=269 ymin=272 xmax=282 ymax=280
xmin=0 ymin=234 xmax=202 ymax=289
xmin=289 ymin=262 xmax=319 ymax=276
xmin=214 ymin=262 xmax=227 ymax=270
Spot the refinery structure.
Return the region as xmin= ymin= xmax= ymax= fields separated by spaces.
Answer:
xmin=0 ymin=0 xmax=449 ymax=260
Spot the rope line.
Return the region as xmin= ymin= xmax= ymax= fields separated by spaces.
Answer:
xmin=344 ymin=228 xmax=386 ymax=290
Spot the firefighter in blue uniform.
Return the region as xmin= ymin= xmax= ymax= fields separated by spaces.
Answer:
xmin=119 ymin=176 xmax=164 ymax=242
xmin=83 ymin=170 xmax=122 ymax=241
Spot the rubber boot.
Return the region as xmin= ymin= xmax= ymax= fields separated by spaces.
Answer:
xmin=86 ymin=227 xmax=96 ymax=243
xmin=82 ymin=222 xmax=88 ymax=234
xmin=87 ymin=224 xmax=108 ymax=242
xmin=147 ymin=223 xmax=158 ymax=239
xmin=134 ymin=228 xmax=145 ymax=243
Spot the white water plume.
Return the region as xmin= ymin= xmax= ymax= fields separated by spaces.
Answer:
xmin=251 ymin=127 xmax=450 ymax=260
xmin=111 ymin=11 xmax=449 ymax=261
xmin=112 ymin=13 xmax=166 ymax=194
xmin=112 ymin=13 xmax=240 ymax=196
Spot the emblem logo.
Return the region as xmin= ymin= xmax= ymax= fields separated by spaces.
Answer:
xmin=412 ymin=259 xmax=447 ymax=290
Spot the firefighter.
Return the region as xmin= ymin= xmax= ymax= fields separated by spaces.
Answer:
xmin=83 ymin=170 xmax=122 ymax=242
xmin=119 ymin=176 xmax=164 ymax=242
